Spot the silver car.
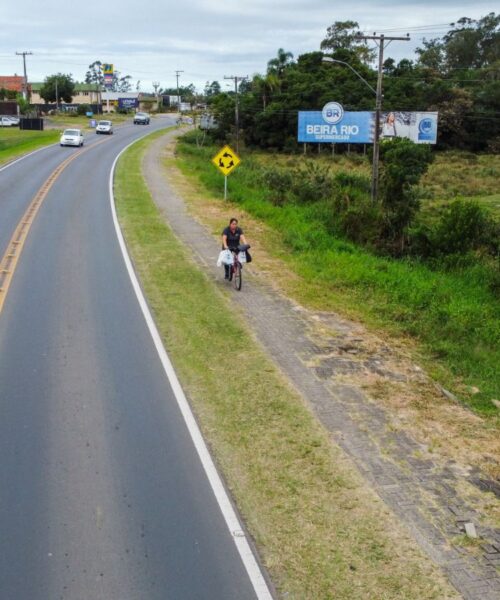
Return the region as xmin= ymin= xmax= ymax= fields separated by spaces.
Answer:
xmin=96 ymin=120 xmax=113 ymax=134
xmin=60 ymin=129 xmax=84 ymax=147
xmin=133 ymin=112 xmax=150 ymax=125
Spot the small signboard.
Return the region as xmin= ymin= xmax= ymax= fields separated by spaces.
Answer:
xmin=212 ymin=145 xmax=241 ymax=177
xmin=118 ymin=97 xmax=139 ymax=110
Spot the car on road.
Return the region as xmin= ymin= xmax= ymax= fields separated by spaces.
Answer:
xmin=1 ymin=115 xmax=20 ymax=125
xmin=0 ymin=116 xmax=16 ymax=127
xmin=96 ymin=120 xmax=113 ymax=134
xmin=133 ymin=112 xmax=150 ymax=125
xmin=60 ymin=129 xmax=84 ymax=147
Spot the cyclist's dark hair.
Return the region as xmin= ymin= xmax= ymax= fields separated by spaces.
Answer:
xmin=229 ymin=218 xmax=238 ymax=225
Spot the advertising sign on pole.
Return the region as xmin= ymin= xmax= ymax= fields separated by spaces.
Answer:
xmin=103 ymin=63 xmax=114 ymax=89
xmin=298 ymin=103 xmax=438 ymax=145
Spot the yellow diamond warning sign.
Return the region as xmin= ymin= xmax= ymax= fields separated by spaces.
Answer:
xmin=211 ymin=145 xmax=241 ymax=176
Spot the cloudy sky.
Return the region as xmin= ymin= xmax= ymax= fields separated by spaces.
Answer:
xmin=1 ymin=0 xmax=496 ymax=92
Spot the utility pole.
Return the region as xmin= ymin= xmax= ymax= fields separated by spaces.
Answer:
xmin=55 ymin=77 xmax=58 ymax=111
xmin=152 ymin=81 xmax=160 ymax=111
xmin=16 ymin=51 xmax=33 ymax=100
xmin=355 ymin=34 xmax=410 ymax=202
xmin=175 ymin=70 xmax=184 ymax=112
xmin=224 ymin=75 xmax=248 ymax=153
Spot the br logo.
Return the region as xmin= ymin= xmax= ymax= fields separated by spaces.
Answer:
xmin=419 ymin=118 xmax=433 ymax=134
xmin=322 ymin=102 xmax=344 ymax=125
xmin=418 ymin=117 xmax=435 ymax=141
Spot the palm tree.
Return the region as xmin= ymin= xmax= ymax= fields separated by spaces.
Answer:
xmin=267 ymin=48 xmax=294 ymax=76
xmin=252 ymin=72 xmax=280 ymax=109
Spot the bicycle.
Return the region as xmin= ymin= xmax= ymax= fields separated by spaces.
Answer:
xmin=228 ymin=249 xmax=243 ymax=290
xmin=226 ymin=244 xmax=250 ymax=291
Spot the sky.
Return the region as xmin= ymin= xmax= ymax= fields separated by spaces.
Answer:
xmin=0 ymin=0 xmax=496 ymax=93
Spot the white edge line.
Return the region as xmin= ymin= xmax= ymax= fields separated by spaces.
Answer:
xmin=0 ymin=141 xmax=59 ymax=174
xmin=108 ymin=132 xmax=273 ymax=600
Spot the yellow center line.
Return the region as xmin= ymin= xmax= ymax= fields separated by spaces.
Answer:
xmin=0 ymin=137 xmax=109 ymax=315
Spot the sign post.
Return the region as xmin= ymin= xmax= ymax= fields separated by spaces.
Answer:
xmin=211 ymin=144 xmax=241 ymax=199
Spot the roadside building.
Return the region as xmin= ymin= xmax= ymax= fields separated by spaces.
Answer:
xmin=0 ymin=75 xmax=28 ymax=95
xmin=101 ymin=91 xmax=158 ymax=113
xmin=30 ymin=82 xmax=102 ymax=113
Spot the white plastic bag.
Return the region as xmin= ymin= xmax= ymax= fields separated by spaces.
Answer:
xmin=217 ymin=249 xmax=233 ymax=267
xmin=238 ymin=251 xmax=247 ymax=263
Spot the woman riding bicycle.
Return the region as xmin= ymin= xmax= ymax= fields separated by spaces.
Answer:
xmin=222 ymin=218 xmax=247 ymax=280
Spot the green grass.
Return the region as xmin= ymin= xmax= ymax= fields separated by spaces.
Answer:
xmin=46 ymin=112 xmax=131 ymax=130
xmin=176 ymin=136 xmax=500 ymax=418
xmin=0 ymin=128 xmax=60 ymax=165
xmin=420 ymin=152 xmax=500 ymax=201
xmin=113 ymin=130 xmax=458 ymax=600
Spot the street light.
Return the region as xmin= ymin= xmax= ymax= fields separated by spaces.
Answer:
xmin=322 ymin=57 xmax=377 ymax=95
xmin=322 ymin=56 xmax=380 ymax=202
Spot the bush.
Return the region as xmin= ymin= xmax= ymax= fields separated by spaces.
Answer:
xmin=77 ymin=104 xmax=91 ymax=115
xmin=290 ymin=162 xmax=336 ymax=204
xmin=379 ymin=139 xmax=434 ymax=253
xmin=261 ymin=167 xmax=293 ymax=206
xmin=435 ymin=200 xmax=499 ymax=256
xmin=336 ymin=199 xmax=385 ymax=248
xmin=334 ymin=171 xmax=371 ymax=194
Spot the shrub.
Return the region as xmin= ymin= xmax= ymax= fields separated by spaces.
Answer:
xmin=379 ymin=138 xmax=434 ymax=253
xmin=261 ymin=167 xmax=293 ymax=206
xmin=336 ymin=199 xmax=385 ymax=248
xmin=334 ymin=171 xmax=371 ymax=194
xmin=290 ymin=162 xmax=336 ymax=204
xmin=77 ymin=103 xmax=91 ymax=115
xmin=435 ymin=200 xmax=499 ymax=256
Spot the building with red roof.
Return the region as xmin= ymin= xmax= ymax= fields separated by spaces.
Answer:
xmin=0 ymin=75 xmax=30 ymax=94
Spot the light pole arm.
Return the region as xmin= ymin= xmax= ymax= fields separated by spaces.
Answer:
xmin=322 ymin=57 xmax=377 ymax=96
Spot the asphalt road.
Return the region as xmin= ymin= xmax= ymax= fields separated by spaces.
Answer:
xmin=0 ymin=118 xmax=264 ymax=599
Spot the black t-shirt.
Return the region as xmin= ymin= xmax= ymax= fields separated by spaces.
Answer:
xmin=222 ymin=226 xmax=243 ymax=250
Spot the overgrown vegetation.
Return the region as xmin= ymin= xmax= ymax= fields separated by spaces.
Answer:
xmin=114 ymin=130 xmax=458 ymax=600
xmin=177 ymin=131 xmax=500 ymax=417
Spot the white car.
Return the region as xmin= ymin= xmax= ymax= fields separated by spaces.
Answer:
xmin=96 ymin=120 xmax=113 ymax=134
xmin=0 ymin=116 xmax=16 ymax=127
xmin=1 ymin=115 xmax=20 ymax=125
xmin=133 ymin=112 xmax=150 ymax=125
xmin=60 ymin=129 xmax=84 ymax=147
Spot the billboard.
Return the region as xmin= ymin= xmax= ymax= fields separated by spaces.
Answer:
xmin=380 ymin=111 xmax=438 ymax=143
xmin=298 ymin=103 xmax=438 ymax=144
xmin=118 ymin=97 xmax=139 ymax=109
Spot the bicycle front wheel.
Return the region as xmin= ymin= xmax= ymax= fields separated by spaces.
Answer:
xmin=233 ymin=263 xmax=242 ymax=291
